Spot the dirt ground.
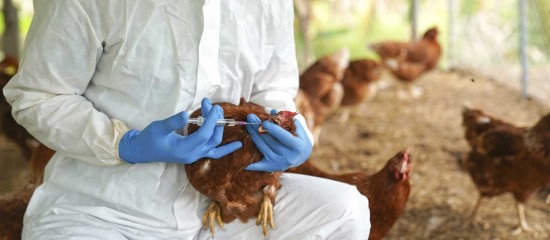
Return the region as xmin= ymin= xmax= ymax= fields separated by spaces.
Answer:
xmin=1 ymin=70 xmax=549 ymax=239
xmin=311 ymin=70 xmax=550 ymax=240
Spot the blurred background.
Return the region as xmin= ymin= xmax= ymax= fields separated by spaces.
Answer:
xmin=1 ymin=0 xmax=549 ymax=239
xmin=292 ymin=0 xmax=550 ymax=102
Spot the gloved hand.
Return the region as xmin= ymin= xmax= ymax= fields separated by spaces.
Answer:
xmin=118 ymin=98 xmax=242 ymax=164
xmin=244 ymin=112 xmax=312 ymax=172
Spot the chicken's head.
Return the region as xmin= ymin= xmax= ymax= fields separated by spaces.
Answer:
xmin=259 ymin=111 xmax=299 ymax=134
xmin=387 ymin=149 xmax=413 ymax=182
xmin=347 ymin=59 xmax=382 ymax=83
xmin=461 ymin=106 xmax=492 ymax=127
xmin=313 ymin=48 xmax=350 ymax=82
xmin=422 ymin=27 xmax=439 ymax=40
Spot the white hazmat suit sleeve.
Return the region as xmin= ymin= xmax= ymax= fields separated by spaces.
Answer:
xmin=247 ymin=1 xmax=314 ymax=145
xmin=3 ymin=0 xmax=125 ymax=166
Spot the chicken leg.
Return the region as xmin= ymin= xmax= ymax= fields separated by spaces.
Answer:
xmin=202 ymin=201 xmax=224 ymax=237
xmin=256 ymin=186 xmax=276 ymax=237
xmin=511 ymin=202 xmax=531 ymax=235
xmin=395 ymin=82 xmax=423 ymax=99
xmin=469 ymin=196 xmax=482 ymax=221
xmin=464 ymin=195 xmax=483 ymax=229
xmin=466 ymin=196 xmax=490 ymax=230
xmin=338 ymin=108 xmax=352 ymax=123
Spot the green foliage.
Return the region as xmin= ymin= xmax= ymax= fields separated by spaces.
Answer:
xmin=0 ymin=10 xmax=33 ymax=50
xmin=460 ymin=0 xmax=482 ymax=16
xmin=294 ymin=0 xmax=449 ymax=68
xmin=530 ymin=0 xmax=550 ymax=59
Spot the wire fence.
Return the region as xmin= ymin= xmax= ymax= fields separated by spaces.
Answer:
xmin=295 ymin=0 xmax=550 ymax=105
xmin=1 ymin=0 xmax=549 ymax=104
xmin=447 ymin=0 xmax=550 ymax=104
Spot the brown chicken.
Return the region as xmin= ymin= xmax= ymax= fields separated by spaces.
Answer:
xmin=0 ymin=186 xmax=34 ymax=240
xmin=0 ymin=142 xmax=55 ymax=239
xmin=461 ymin=107 xmax=519 ymax=148
xmin=523 ymin=113 xmax=550 ymax=158
xmin=184 ymin=101 xmax=297 ymax=237
xmin=287 ymin=149 xmax=413 ymax=240
xmin=337 ymin=59 xmax=382 ymax=122
xmin=0 ymin=55 xmax=40 ymax=159
xmin=297 ymin=49 xmax=349 ymax=143
xmin=369 ymin=27 xmax=441 ymax=98
xmin=461 ymin=108 xmax=550 ymax=234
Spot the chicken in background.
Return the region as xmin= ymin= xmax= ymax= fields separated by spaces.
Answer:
xmin=461 ymin=107 xmax=550 ymax=234
xmin=184 ymin=101 xmax=297 ymax=237
xmin=297 ymin=49 xmax=350 ymax=143
xmin=0 ymin=55 xmax=41 ymax=159
xmin=0 ymin=142 xmax=55 ymax=239
xmin=523 ymin=112 xmax=550 ymax=158
xmin=461 ymin=107 xmax=519 ymax=148
xmin=337 ymin=59 xmax=382 ymax=123
xmin=369 ymin=27 xmax=441 ymax=99
xmin=287 ymin=149 xmax=413 ymax=240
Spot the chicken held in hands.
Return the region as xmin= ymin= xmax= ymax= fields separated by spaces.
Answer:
xmin=370 ymin=27 xmax=441 ymax=99
xmin=461 ymin=108 xmax=550 ymax=234
xmin=287 ymin=149 xmax=413 ymax=240
xmin=184 ymin=101 xmax=298 ymax=237
xmin=297 ymin=49 xmax=349 ymax=143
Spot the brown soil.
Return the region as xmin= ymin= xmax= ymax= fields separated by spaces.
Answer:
xmin=312 ymin=70 xmax=550 ymax=240
xmin=1 ymin=70 xmax=549 ymax=239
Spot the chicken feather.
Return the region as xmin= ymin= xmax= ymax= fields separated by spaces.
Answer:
xmin=184 ymin=101 xmax=296 ymax=237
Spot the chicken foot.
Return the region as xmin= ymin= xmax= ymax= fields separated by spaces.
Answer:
xmin=511 ymin=203 xmax=531 ymax=235
xmin=256 ymin=186 xmax=276 ymax=237
xmin=397 ymin=82 xmax=423 ymax=99
xmin=338 ymin=108 xmax=351 ymax=123
xmin=466 ymin=196 xmax=490 ymax=230
xmin=202 ymin=201 xmax=224 ymax=237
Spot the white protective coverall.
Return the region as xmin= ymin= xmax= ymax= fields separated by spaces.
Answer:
xmin=3 ymin=0 xmax=371 ymax=239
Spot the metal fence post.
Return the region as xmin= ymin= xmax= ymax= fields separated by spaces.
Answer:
xmin=519 ymin=0 xmax=529 ymax=98
xmin=411 ymin=0 xmax=418 ymax=40
xmin=448 ymin=0 xmax=456 ymax=70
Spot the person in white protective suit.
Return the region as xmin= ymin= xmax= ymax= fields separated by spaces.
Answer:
xmin=3 ymin=0 xmax=371 ymax=239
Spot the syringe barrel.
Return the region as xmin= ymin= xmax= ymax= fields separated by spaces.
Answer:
xmin=187 ymin=116 xmax=205 ymax=126
xmin=223 ymin=119 xmax=237 ymax=126
xmin=188 ymin=117 xmax=236 ymax=126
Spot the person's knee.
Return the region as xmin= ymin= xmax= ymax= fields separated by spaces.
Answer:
xmin=323 ymin=183 xmax=371 ymax=238
xmin=330 ymin=184 xmax=370 ymax=219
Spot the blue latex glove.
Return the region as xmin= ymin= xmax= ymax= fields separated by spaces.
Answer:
xmin=118 ymin=98 xmax=242 ymax=164
xmin=244 ymin=112 xmax=312 ymax=172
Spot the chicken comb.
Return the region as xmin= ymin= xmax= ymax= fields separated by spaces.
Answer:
xmin=278 ymin=111 xmax=299 ymax=119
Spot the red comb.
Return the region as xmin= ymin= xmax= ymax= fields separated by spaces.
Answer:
xmin=279 ymin=111 xmax=299 ymax=119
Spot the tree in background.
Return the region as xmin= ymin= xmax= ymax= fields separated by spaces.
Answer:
xmin=2 ymin=0 xmax=19 ymax=58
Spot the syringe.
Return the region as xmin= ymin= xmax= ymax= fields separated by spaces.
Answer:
xmin=187 ymin=116 xmax=259 ymax=126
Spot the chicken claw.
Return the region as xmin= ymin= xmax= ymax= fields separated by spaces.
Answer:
xmin=511 ymin=203 xmax=531 ymax=235
xmin=202 ymin=201 xmax=224 ymax=236
xmin=256 ymin=193 xmax=275 ymax=237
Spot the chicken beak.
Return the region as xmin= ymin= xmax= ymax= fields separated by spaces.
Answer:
xmin=258 ymin=125 xmax=267 ymax=133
